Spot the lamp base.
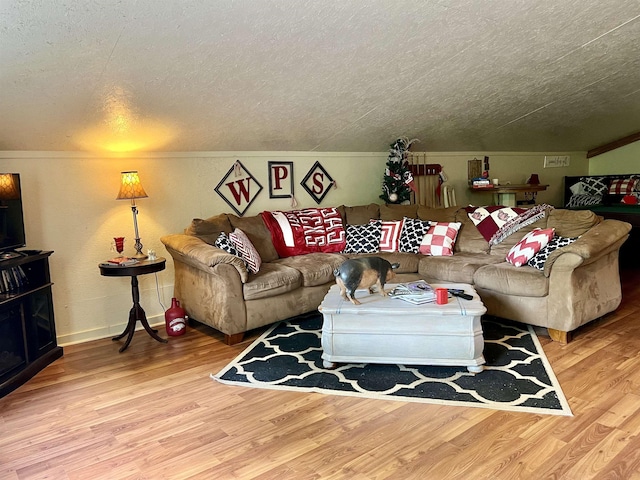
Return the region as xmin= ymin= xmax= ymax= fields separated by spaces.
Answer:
xmin=132 ymin=252 xmax=148 ymax=260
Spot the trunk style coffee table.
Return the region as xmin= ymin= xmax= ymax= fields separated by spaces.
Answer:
xmin=318 ymin=283 xmax=487 ymax=373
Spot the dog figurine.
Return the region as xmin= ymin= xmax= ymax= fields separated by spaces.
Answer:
xmin=334 ymin=257 xmax=400 ymax=305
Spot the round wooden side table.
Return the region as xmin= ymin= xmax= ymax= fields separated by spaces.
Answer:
xmin=99 ymin=257 xmax=168 ymax=353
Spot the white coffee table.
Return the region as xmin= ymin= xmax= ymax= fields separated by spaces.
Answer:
xmin=318 ymin=283 xmax=487 ymax=373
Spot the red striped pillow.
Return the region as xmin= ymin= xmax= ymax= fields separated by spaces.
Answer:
xmin=373 ymin=220 xmax=403 ymax=252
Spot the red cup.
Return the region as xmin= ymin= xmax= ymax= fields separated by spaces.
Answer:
xmin=436 ymin=288 xmax=448 ymax=305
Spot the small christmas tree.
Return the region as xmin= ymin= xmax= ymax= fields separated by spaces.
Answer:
xmin=380 ymin=137 xmax=417 ymax=204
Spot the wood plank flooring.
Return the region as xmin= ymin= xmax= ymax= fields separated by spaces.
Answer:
xmin=1 ymin=268 xmax=640 ymax=479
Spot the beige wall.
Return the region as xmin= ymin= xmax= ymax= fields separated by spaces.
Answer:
xmin=589 ymin=140 xmax=640 ymax=175
xmin=0 ymin=149 xmax=587 ymax=345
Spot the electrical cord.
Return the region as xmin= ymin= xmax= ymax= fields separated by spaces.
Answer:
xmin=155 ymin=272 xmax=167 ymax=311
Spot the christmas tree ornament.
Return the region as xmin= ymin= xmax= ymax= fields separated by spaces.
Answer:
xmin=389 ymin=193 xmax=398 ymax=202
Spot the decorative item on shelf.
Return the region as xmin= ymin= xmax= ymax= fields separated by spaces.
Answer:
xmin=116 ymin=171 xmax=148 ymax=259
xmin=380 ymin=136 xmax=417 ymax=204
xmin=147 ymin=249 xmax=157 ymax=260
xmin=524 ymin=174 xmax=541 ymax=204
xmin=527 ymin=174 xmax=541 ymax=185
xmin=467 ymin=158 xmax=482 ymax=185
xmin=113 ymin=236 xmax=125 ymax=256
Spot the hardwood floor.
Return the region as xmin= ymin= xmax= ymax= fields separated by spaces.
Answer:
xmin=2 ymin=268 xmax=640 ymax=479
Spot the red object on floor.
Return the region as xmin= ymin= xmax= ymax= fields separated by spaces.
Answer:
xmin=165 ymin=298 xmax=187 ymax=336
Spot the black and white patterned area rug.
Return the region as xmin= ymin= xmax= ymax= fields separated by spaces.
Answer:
xmin=213 ymin=313 xmax=572 ymax=416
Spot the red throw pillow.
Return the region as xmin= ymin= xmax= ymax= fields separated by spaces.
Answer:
xmin=506 ymin=228 xmax=555 ymax=267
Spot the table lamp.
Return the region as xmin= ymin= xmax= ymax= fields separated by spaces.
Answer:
xmin=116 ymin=171 xmax=148 ymax=259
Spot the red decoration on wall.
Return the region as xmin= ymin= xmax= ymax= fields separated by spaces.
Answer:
xmin=301 ymin=161 xmax=334 ymax=204
xmin=215 ymin=160 xmax=263 ymax=216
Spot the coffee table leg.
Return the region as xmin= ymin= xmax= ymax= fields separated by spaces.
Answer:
xmin=323 ymin=360 xmax=337 ymax=369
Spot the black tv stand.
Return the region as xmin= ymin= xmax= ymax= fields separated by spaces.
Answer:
xmin=0 ymin=251 xmax=62 ymax=398
xmin=0 ymin=251 xmax=24 ymax=261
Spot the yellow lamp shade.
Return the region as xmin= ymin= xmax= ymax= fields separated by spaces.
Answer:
xmin=116 ymin=171 xmax=148 ymax=200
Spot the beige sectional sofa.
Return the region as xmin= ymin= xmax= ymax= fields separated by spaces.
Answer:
xmin=160 ymin=203 xmax=631 ymax=345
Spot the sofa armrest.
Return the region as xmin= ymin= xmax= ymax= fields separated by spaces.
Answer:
xmin=543 ymin=219 xmax=631 ymax=277
xmin=160 ymin=234 xmax=249 ymax=283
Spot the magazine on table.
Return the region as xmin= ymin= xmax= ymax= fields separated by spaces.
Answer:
xmin=389 ymin=280 xmax=437 ymax=304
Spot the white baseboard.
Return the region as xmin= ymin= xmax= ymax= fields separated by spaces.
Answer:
xmin=57 ymin=314 xmax=165 ymax=347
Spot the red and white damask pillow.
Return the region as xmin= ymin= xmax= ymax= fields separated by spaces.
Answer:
xmin=419 ymin=222 xmax=461 ymax=256
xmin=505 ymin=228 xmax=555 ymax=267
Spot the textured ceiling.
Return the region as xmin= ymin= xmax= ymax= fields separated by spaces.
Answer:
xmin=1 ymin=0 xmax=639 ymax=153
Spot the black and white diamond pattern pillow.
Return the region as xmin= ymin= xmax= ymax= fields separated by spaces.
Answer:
xmin=527 ymin=235 xmax=578 ymax=270
xmin=342 ymin=220 xmax=381 ymax=254
xmin=215 ymin=232 xmax=240 ymax=257
xmin=580 ymin=177 xmax=608 ymax=196
xmin=398 ymin=217 xmax=431 ymax=253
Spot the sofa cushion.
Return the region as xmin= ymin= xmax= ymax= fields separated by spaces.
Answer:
xmin=274 ymin=253 xmax=345 ymax=287
xmin=242 ymin=263 xmax=302 ymax=300
xmin=418 ymin=253 xmax=504 ymax=284
xmin=344 ymin=252 xmax=420 ymax=274
xmin=343 ymin=221 xmax=381 ymax=253
xmin=338 ymin=203 xmax=380 ymax=225
xmin=185 ymin=214 xmax=233 ymax=245
xmin=473 ymin=262 xmax=548 ymax=297
xmin=417 ymin=205 xmax=458 ymax=223
xmin=379 ymin=203 xmax=418 ymax=221
xmin=228 ymin=214 xmax=280 ymax=262
xmin=547 ymin=209 xmax=600 ymax=238
xmin=453 ymin=210 xmax=490 ymax=254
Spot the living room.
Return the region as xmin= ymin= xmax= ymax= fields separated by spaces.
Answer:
xmin=2 ymin=1 xmax=640 ymax=478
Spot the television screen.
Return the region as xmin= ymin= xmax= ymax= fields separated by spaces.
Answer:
xmin=0 ymin=174 xmax=26 ymax=252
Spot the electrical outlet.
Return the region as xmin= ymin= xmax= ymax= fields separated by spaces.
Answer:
xmin=544 ymin=155 xmax=570 ymax=168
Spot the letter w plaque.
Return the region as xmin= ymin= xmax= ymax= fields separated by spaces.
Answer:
xmin=215 ymin=160 xmax=263 ymax=216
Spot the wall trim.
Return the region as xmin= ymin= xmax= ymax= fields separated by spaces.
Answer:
xmin=58 ymin=315 xmax=164 ymax=347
